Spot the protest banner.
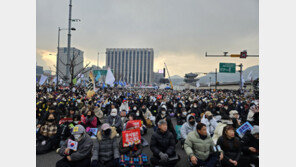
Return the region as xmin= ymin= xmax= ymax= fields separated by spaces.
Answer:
xmin=236 ymin=121 xmax=253 ymax=138
xmin=122 ymin=128 xmax=141 ymax=147
xmin=67 ymin=139 xmax=78 ymax=151
xmin=127 ymin=120 xmax=142 ymax=129
xmin=59 ymin=118 xmax=73 ymax=125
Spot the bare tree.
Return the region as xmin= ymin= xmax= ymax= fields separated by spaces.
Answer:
xmin=55 ymin=50 xmax=92 ymax=88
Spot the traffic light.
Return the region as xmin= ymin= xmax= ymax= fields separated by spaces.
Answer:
xmin=240 ymin=50 xmax=247 ymax=58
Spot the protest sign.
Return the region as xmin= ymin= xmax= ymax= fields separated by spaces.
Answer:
xmin=59 ymin=118 xmax=73 ymax=125
xmin=236 ymin=121 xmax=253 ymax=138
xmin=67 ymin=139 xmax=78 ymax=151
xmin=122 ymin=128 xmax=141 ymax=147
xmin=127 ymin=120 xmax=142 ymax=129
xmin=89 ymin=128 xmax=98 ymax=137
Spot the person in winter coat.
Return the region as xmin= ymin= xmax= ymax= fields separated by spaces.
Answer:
xmin=141 ymin=104 xmax=154 ymax=127
xmin=91 ymin=123 xmax=119 ymax=167
xmin=184 ymin=123 xmax=222 ymax=167
xmin=56 ymin=125 xmax=93 ymax=167
xmin=180 ymin=114 xmax=197 ymax=145
xmin=155 ymin=107 xmax=177 ymax=142
xmin=201 ymin=111 xmax=218 ymax=136
xmin=94 ymin=105 xmax=104 ymax=125
xmin=150 ymin=119 xmax=179 ymax=167
xmin=119 ymin=99 xmax=129 ymax=112
xmin=241 ymin=126 xmax=259 ymax=167
xmin=188 ymin=101 xmax=202 ymax=122
xmin=84 ymin=109 xmax=98 ymax=129
xmin=217 ymin=125 xmax=242 ymax=167
xmin=119 ymin=121 xmax=143 ymax=157
xmin=220 ymin=104 xmax=230 ymax=120
xmin=106 ymin=108 xmax=122 ymax=135
xmin=247 ymin=104 xmax=259 ymax=124
xmin=229 ymin=110 xmax=241 ymax=130
xmin=36 ymin=113 xmax=60 ymax=154
xmin=177 ymin=108 xmax=188 ymax=125
xmin=150 ymin=101 xmax=159 ymax=116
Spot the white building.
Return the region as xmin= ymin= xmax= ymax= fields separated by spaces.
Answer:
xmin=105 ymin=48 xmax=154 ymax=85
xmin=57 ymin=47 xmax=84 ymax=81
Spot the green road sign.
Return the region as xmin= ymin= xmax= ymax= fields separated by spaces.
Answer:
xmin=219 ymin=63 xmax=236 ymax=73
xmin=93 ymin=70 xmax=113 ymax=76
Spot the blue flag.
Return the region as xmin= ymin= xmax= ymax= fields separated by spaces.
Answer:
xmin=95 ymin=71 xmax=101 ymax=81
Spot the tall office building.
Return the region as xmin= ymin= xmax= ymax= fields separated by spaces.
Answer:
xmin=57 ymin=47 xmax=84 ymax=81
xmin=106 ymin=48 xmax=154 ymax=84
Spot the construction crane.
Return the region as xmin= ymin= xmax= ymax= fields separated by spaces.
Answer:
xmin=164 ymin=62 xmax=173 ymax=89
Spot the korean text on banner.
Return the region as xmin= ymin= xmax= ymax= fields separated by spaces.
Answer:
xmin=122 ymin=128 xmax=141 ymax=147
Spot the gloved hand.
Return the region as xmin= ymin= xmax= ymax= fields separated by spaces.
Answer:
xmin=159 ymin=152 xmax=168 ymax=162
xmin=90 ymin=160 xmax=98 ymax=167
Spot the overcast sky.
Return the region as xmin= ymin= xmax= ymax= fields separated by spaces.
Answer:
xmin=37 ymin=0 xmax=258 ymax=77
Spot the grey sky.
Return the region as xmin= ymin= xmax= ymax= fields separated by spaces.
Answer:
xmin=37 ymin=0 xmax=258 ymax=76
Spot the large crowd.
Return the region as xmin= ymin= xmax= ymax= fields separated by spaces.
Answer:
xmin=36 ymin=85 xmax=259 ymax=167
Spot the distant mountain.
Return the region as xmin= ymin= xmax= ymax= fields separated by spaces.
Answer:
xmin=198 ymin=65 xmax=259 ymax=84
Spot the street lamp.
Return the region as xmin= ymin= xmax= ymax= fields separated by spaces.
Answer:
xmin=56 ymin=27 xmax=76 ymax=89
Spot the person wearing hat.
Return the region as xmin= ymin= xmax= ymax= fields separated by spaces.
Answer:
xmin=56 ymin=125 xmax=93 ymax=167
xmin=119 ymin=99 xmax=129 ymax=113
xmin=201 ymin=111 xmax=218 ymax=136
xmin=106 ymin=108 xmax=122 ymax=135
xmin=91 ymin=123 xmax=119 ymax=167
xmin=229 ymin=110 xmax=241 ymax=130
xmin=241 ymin=126 xmax=259 ymax=167
xmin=119 ymin=121 xmax=143 ymax=158
xmin=150 ymin=119 xmax=179 ymax=167
xmin=177 ymin=108 xmax=188 ymax=125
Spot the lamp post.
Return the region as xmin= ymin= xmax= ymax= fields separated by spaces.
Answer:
xmin=56 ymin=27 xmax=76 ymax=89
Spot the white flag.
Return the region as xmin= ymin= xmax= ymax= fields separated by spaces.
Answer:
xmin=208 ymin=82 xmax=211 ymax=87
xmin=242 ymin=75 xmax=245 ymax=87
xmin=196 ymin=81 xmax=200 ymax=88
xmin=105 ymin=67 xmax=115 ymax=87
xmin=39 ymin=74 xmax=48 ymax=85
xmin=247 ymin=71 xmax=253 ymax=81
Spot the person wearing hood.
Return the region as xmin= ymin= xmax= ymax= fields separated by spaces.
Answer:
xmin=189 ymin=101 xmax=202 ymax=122
xmin=56 ymin=125 xmax=93 ymax=167
xmin=91 ymin=123 xmax=119 ymax=167
xmin=180 ymin=114 xmax=197 ymax=146
xmin=201 ymin=111 xmax=218 ymax=136
xmin=119 ymin=99 xmax=129 ymax=112
xmin=220 ymin=104 xmax=230 ymax=120
xmin=184 ymin=123 xmax=222 ymax=167
xmin=106 ymin=108 xmax=122 ymax=135
xmin=241 ymin=126 xmax=259 ymax=167
xmin=177 ymin=108 xmax=188 ymax=125
xmin=150 ymin=101 xmax=159 ymax=116
xmin=141 ymin=104 xmax=154 ymax=128
xmin=150 ymin=120 xmax=180 ymax=167
xmin=217 ymin=125 xmax=242 ymax=167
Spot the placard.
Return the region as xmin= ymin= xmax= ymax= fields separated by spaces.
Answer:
xmin=236 ymin=121 xmax=253 ymax=138
xmin=59 ymin=118 xmax=73 ymax=125
xmin=127 ymin=120 xmax=142 ymax=129
xmin=89 ymin=128 xmax=98 ymax=137
xmin=122 ymin=128 xmax=141 ymax=147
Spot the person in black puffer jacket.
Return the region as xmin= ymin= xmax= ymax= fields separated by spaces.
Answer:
xmin=217 ymin=125 xmax=242 ymax=167
xmin=241 ymin=126 xmax=259 ymax=167
xmin=150 ymin=119 xmax=179 ymax=167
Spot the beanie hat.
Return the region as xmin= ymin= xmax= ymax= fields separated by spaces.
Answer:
xmin=125 ymin=121 xmax=135 ymax=130
xmin=71 ymin=125 xmax=85 ymax=135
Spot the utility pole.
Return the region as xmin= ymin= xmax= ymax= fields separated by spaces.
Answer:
xmin=209 ymin=77 xmax=212 ymax=90
xmin=56 ymin=27 xmax=61 ymax=89
xmin=215 ymin=68 xmax=217 ymax=90
xmin=66 ymin=0 xmax=73 ymax=84
xmin=97 ymin=52 xmax=100 ymax=68
xmin=237 ymin=63 xmax=243 ymax=93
